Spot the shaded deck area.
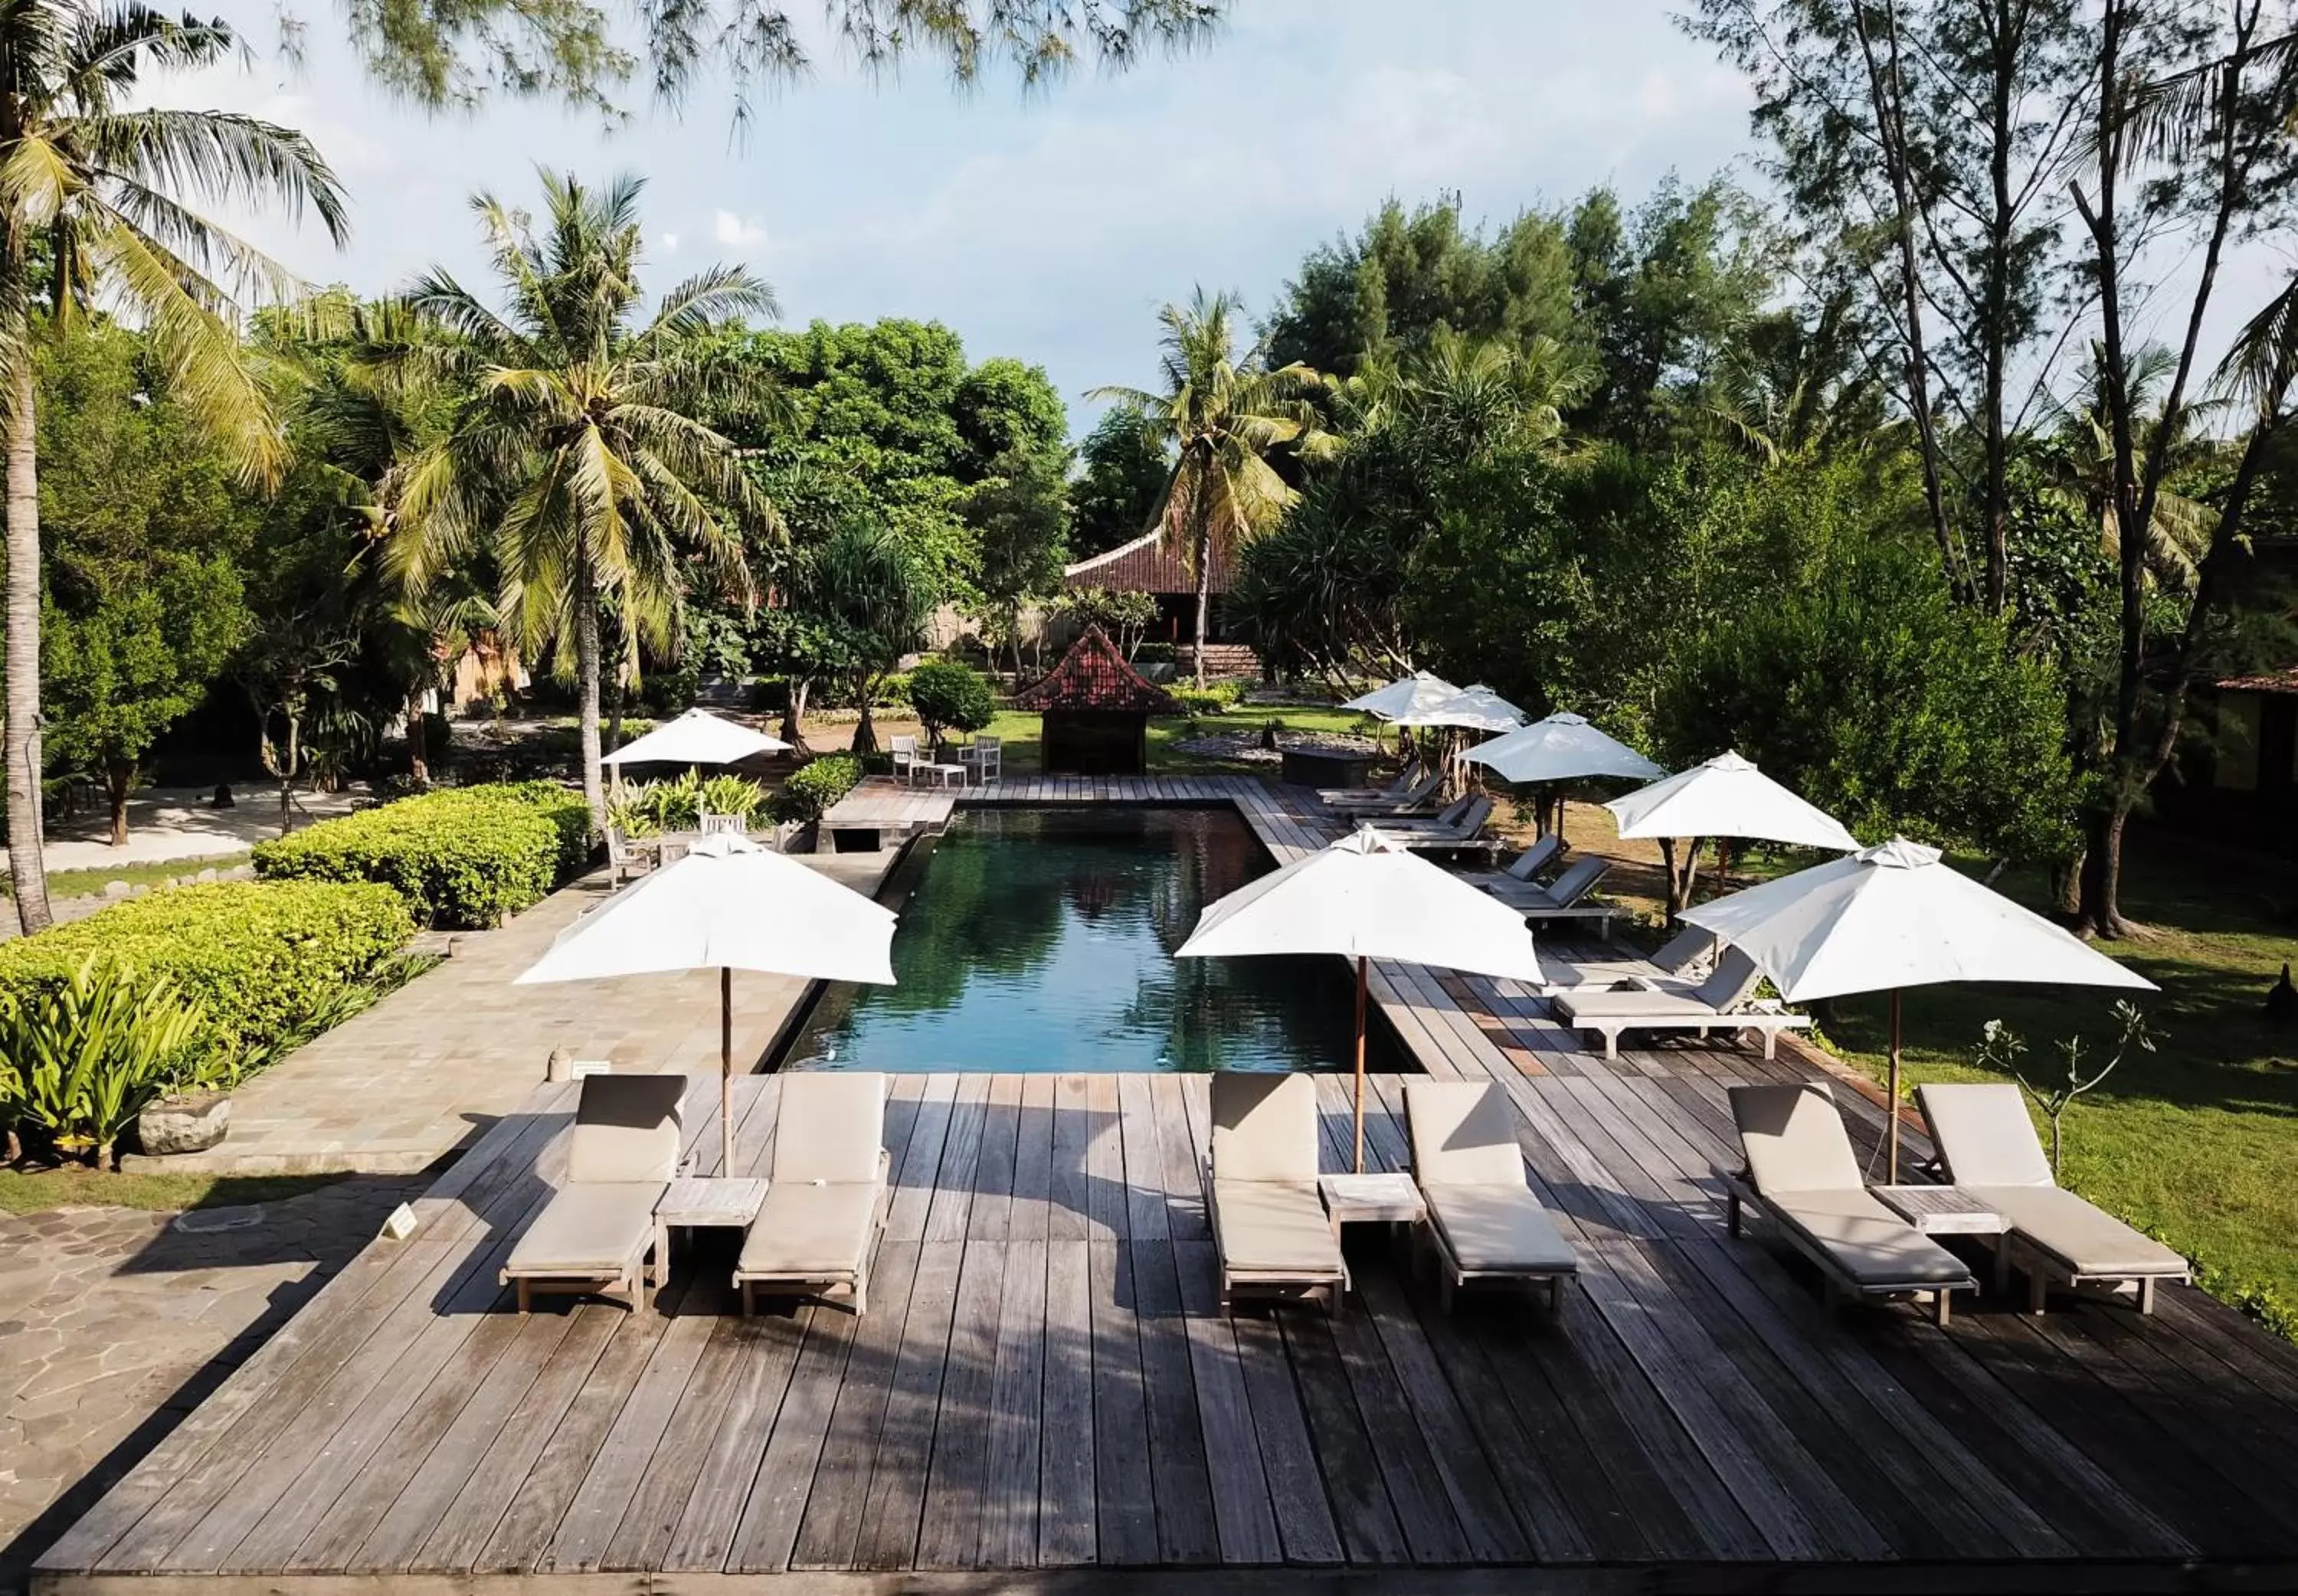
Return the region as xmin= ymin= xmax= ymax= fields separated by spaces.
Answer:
xmin=36 ymin=776 xmax=2298 ymax=1592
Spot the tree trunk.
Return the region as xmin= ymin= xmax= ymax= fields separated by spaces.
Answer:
xmin=1192 ymin=526 xmax=1213 ymax=690
xmin=5 ymin=358 xmax=49 ymax=934
xmin=606 ymin=662 xmax=626 ymax=760
xmin=273 ymin=705 xmax=299 ymax=836
xmin=574 ymin=561 xmax=604 ymax=838
xmin=2073 ymin=801 xmax=2131 ymax=939
xmin=852 ymin=687 xmax=879 ymax=757
xmin=406 ymin=689 xmax=430 ymax=784
xmin=780 ymin=677 xmax=812 ymax=754
xmin=104 ymin=757 xmax=135 ymax=847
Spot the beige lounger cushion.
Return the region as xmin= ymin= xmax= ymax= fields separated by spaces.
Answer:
xmin=1210 ymin=1073 xmax=1320 ymax=1183
xmin=1966 ymin=1183 xmax=2187 ymax=1279
xmin=1210 ymin=1179 xmax=1342 ymax=1274
xmin=1556 ymin=988 xmax=1733 ymax=1023
xmin=1406 ymin=1080 xmax=1525 ymax=1186
xmin=1424 ymin=1186 xmax=1576 ymax=1274
xmin=565 ymin=1073 xmax=688 ymax=1183
xmin=507 ymin=1183 xmax=662 ymax=1275
xmin=1916 ymin=1083 xmax=2055 ymax=1187
xmin=1766 ymin=1187 xmax=1973 ymax=1287
xmin=739 ymin=1181 xmax=879 ymax=1275
xmin=1731 ymin=1084 xmax=1864 ymax=1192
xmin=771 ymin=1072 xmax=887 ymax=1184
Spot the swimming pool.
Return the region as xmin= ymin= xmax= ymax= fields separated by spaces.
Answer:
xmin=782 ymin=806 xmax=1405 ymax=1073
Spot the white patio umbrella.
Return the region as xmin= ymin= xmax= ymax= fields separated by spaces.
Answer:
xmin=516 ymin=833 xmax=895 ymax=1174
xmin=1684 ymin=837 xmax=2156 ymax=1180
xmin=1176 ymin=828 xmax=1544 ymax=1171
xmin=1458 ymin=711 xmax=1666 ymax=786
xmin=1458 ymin=711 xmax=1665 ymax=834
xmin=1608 ymin=750 xmax=1860 ymax=910
xmin=1342 ymin=671 xmax=1462 ymax=721
xmin=600 ymin=707 xmax=791 ymax=769
xmin=1390 ymin=681 xmax=1526 ymax=732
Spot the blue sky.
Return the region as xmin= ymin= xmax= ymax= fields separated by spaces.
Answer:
xmin=158 ymin=2 xmax=2288 ymax=442
xmin=159 ymin=3 xmax=1760 ymax=437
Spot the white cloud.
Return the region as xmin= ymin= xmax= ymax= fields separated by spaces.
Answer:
xmin=659 ymin=231 xmax=681 ymax=254
xmin=712 ymin=210 xmax=768 ymax=248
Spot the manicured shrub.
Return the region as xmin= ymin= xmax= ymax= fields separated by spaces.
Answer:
xmin=772 ymin=754 xmax=863 ymax=824
xmin=251 ymin=781 xmax=590 ymax=928
xmin=0 ymin=880 xmax=413 ymax=1084
xmin=907 ymin=659 xmax=997 ymax=747
xmin=1164 ymin=682 xmax=1242 ymax=716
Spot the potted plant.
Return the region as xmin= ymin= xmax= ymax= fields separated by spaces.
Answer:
xmin=138 ymin=1049 xmax=240 ymax=1158
xmin=0 ymin=955 xmax=208 ymax=1167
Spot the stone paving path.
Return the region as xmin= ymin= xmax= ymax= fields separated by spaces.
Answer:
xmin=122 ymin=849 xmax=902 ymax=1176
xmin=0 ymin=1177 xmax=423 ymax=1595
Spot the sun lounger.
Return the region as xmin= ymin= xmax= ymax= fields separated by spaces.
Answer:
xmin=1724 ymin=1082 xmax=1976 ymax=1325
xmin=735 ymin=1072 xmax=891 ymax=1316
xmin=1453 ymin=832 xmax=1564 ymax=891
xmin=1372 ymin=796 xmax=1496 ymax=855
xmin=1204 ymin=1072 xmax=1348 ymax=1312
xmin=1480 ymin=856 xmax=1627 ymax=937
xmin=1404 ymin=1080 xmax=1576 ymax=1312
xmin=1538 ymin=923 xmax=1717 ymax=995
xmin=1323 ymin=770 xmax=1442 ymax=814
xmin=502 ymin=1073 xmax=687 ymax=1314
xmin=1553 ymin=945 xmax=1809 ymax=1059
xmin=1917 ymin=1083 xmax=2190 ymax=1314
xmin=1318 ymin=764 xmax=1424 ymax=806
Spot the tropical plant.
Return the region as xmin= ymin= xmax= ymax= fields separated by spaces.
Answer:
xmin=604 ymin=788 xmax=660 ymax=839
xmin=1089 ymin=289 xmax=1335 ymax=685
xmin=697 ymin=773 xmax=765 ymax=825
xmin=0 ymin=954 xmax=206 ymax=1165
xmin=387 ymin=169 xmax=783 ymax=834
xmin=803 ymin=518 xmax=937 ymax=754
xmin=0 ymin=0 xmax=349 ymax=934
xmin=1975 ymin=1002 xmax=2157 ymax=1177
xmin=1052 ymin=586 xmax=1157 ymax=660
xmin=631 ymin=770 xmax=703 ymax=831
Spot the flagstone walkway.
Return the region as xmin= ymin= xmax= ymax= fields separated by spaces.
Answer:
xmin=0 ymin=1176 xmax=424 ymax=1596
xmin=123 ymin=849 xmax=902 ymax=1177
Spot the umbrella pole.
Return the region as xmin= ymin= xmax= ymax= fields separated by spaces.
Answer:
xmin=1887 ymin=989 xmax=1902 ymax=1184
xmin=1354 ymin=956 xmax=1368 ymax=1175
xmin=722 ymin=966 xmax=735 ymax=1177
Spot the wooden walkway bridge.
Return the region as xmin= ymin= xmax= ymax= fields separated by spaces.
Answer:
xmin=35 ymin=777 xmax=2298 ymax=1593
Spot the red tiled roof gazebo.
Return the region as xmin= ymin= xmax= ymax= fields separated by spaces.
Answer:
xmin=1013 ymin=623 xmax=1177 ymax=775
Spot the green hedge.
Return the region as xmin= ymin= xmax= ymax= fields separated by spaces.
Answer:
xmin=0 ymin=880 xmax=412 ymax=1075
xmin=252 ymin=781 xmax=591 ymax=928
xmin=773 ymin=754 xmax=863 ymax=824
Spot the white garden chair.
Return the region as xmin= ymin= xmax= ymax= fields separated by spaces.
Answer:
xmin=890 ymin=734 xmax=921 ymax=787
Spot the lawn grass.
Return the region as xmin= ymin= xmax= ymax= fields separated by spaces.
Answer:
xmin=2 ymin=851 xmax=251 ymax=902
xmin=0 ymin=1166 xmax=351 ymax=1215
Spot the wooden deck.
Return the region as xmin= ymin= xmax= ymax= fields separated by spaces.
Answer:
xmin=35 ymin=776 xmax=2298 ymax=1593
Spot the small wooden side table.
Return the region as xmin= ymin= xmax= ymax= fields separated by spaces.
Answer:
xmin=1871 ymin=1183 xmax=2005 ymax=1236
xmin=657 ymin=1177 xmax=768 ymax=1259
xmin=1319 ymin=1172 xmax=1427 ymax=1228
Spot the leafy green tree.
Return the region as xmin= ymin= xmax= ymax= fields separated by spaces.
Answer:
xmin=34 ymin=326 xmax=255 ymax=844
xmin=964 ymin=443 xmax=1070 ymax=682
xmin=1069 ymin=406 xmax=1172 ymax=557
xmin=0 ymin=1 xmax=347 ymax=934
xmin=1655 ymin=545 xmax=2079 ymax=872
xmin=906 ymin=658 xmax=995 ymax=750
xmin=1266 ymin=195 xmax=1583 ymax=378
xmin=389 ymin=170 xmax=780 ymax=832
xmin=720 ymin=319 xmax=1066 ymax=606
xmin=1091 ymin=289 xmax=1334 ymax=685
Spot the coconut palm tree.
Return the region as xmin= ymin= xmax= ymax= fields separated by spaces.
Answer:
xmin=388 ymin=170 xmax=784 ymax=831
xmin=2043 ymin=345 xmax=2221 ymax=596
xmin=0 ymin=1 xmax=347 ymax=934
xmin=1090 ymin=289 xmax=1333 ymax=687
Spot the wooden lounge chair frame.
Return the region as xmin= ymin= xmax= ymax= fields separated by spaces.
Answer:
xmin=1405 ymin=1081 xmax=1576 ymax=1314
xmin=734 ymin=1073 xmax=893 ymax=1317
xmin=500 ymin=1074 xmax=686 ymax=1315
xmin=1723 ymin=1084 xmax=1976 ymax=1326
xmin=1203 ymin=1074 xmax=1349 ymax=1314
xmin=1917 ymin=1082 xmax=2192 ymax=1316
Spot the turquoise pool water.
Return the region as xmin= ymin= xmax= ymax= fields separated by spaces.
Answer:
xmin=784 ymin=806 xmax=1403 ymax=1074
